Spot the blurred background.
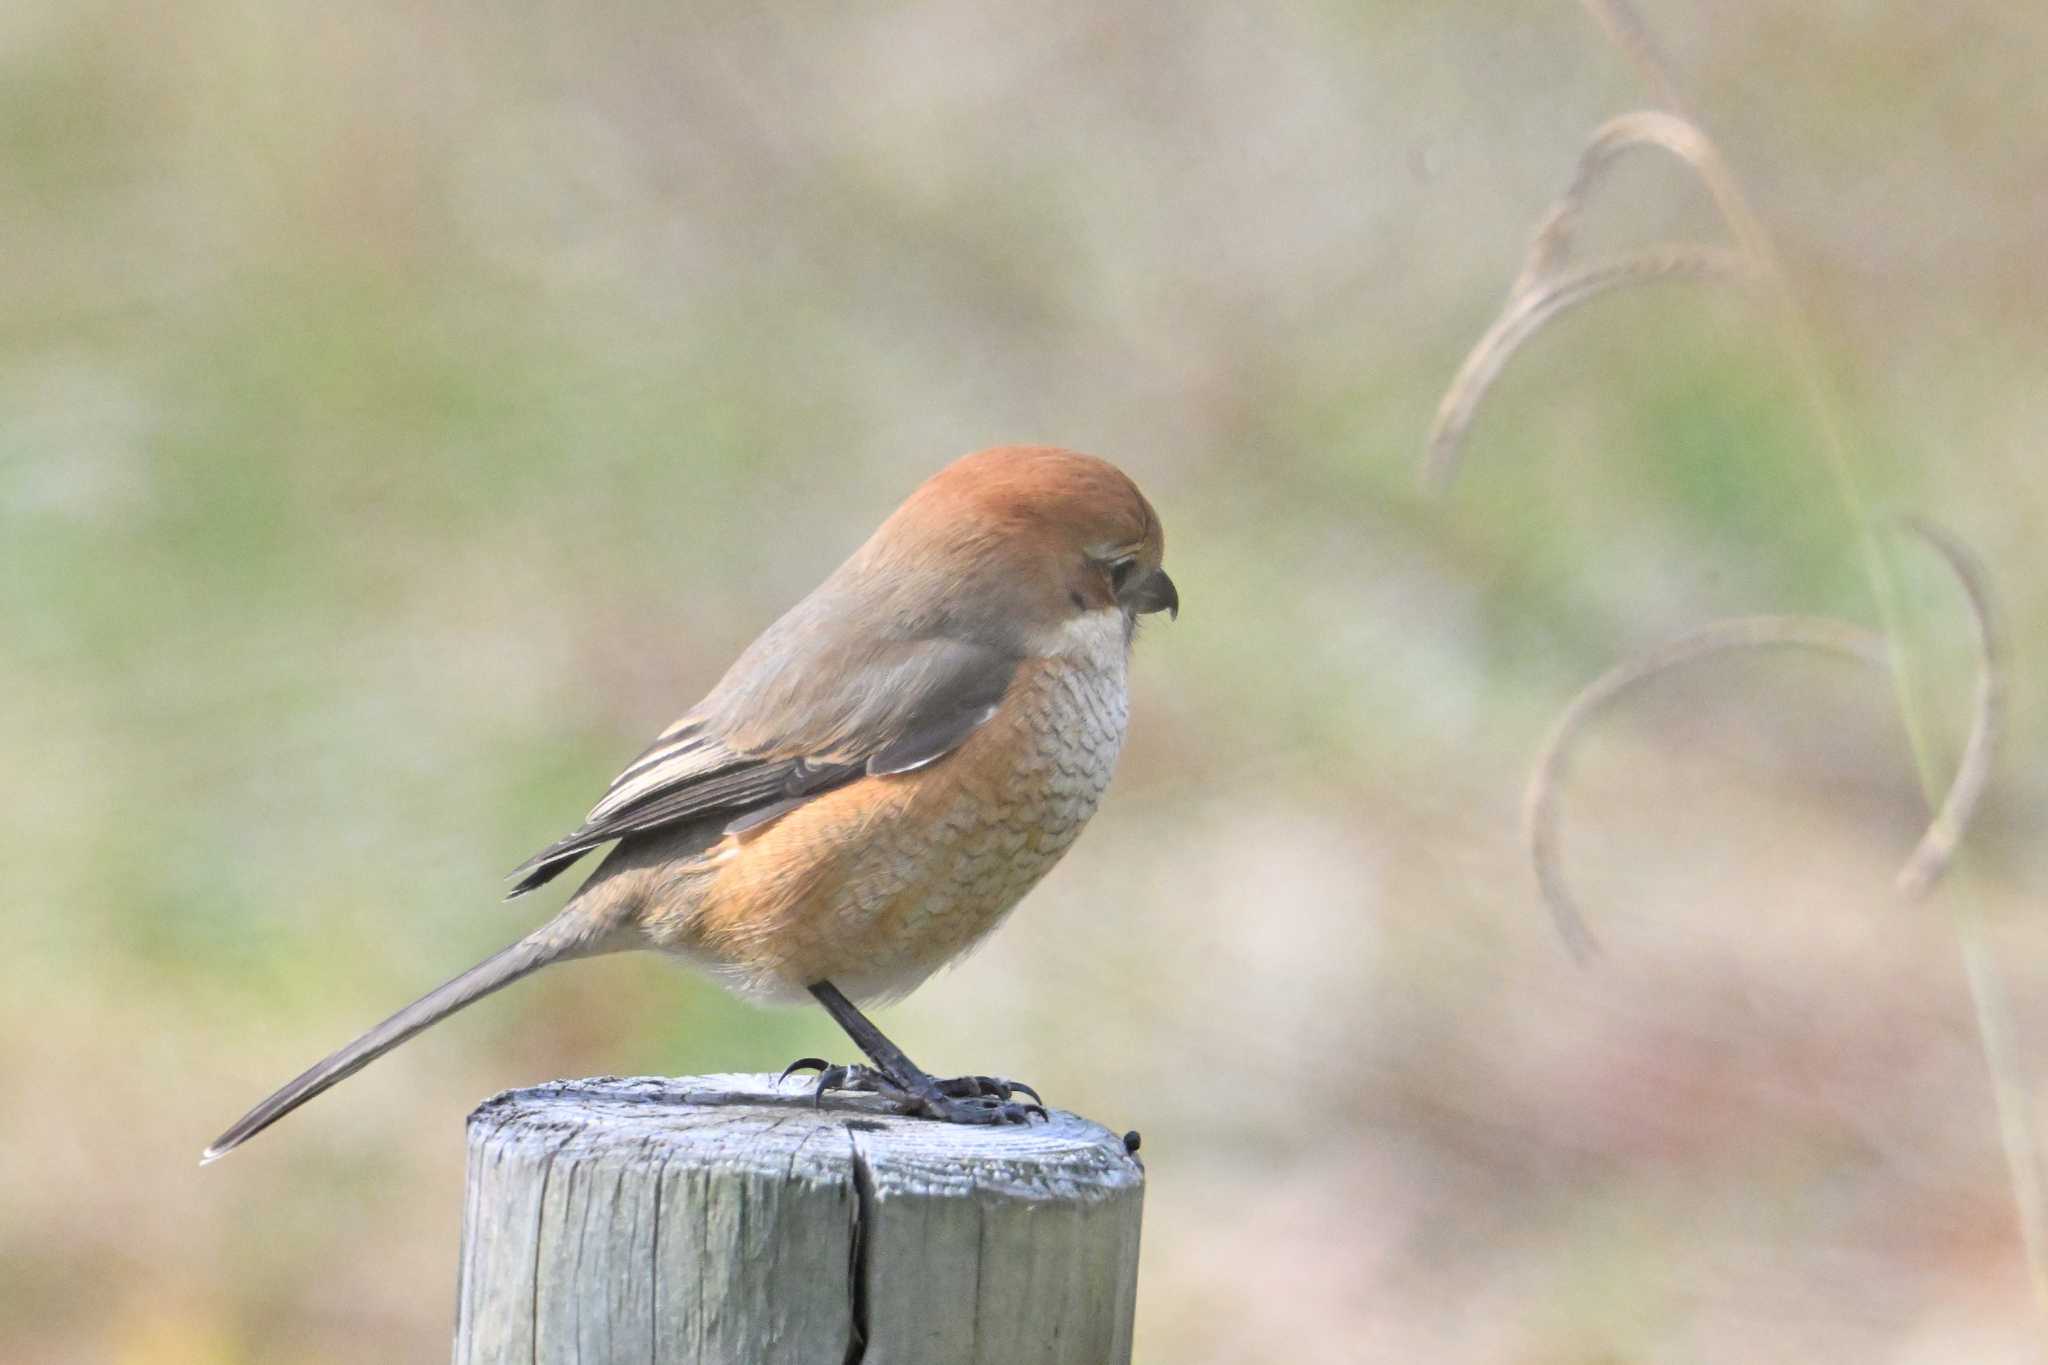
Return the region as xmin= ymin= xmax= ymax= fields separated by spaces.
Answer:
xmin=7 ymin=2 xmax=2048 ymax=1360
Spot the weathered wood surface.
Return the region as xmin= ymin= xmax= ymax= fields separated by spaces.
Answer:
xmin=453 ymin=1073 xmax=1145 ymax=1365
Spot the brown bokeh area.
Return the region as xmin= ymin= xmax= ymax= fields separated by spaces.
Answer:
xmin=7 ymin=3 xmax=2048 ymax=1361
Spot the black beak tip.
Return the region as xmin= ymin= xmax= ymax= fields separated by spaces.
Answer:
xmin=1122 ymin=565 xmax=1179 ymax=619
xmin=1154 ymin=568 xmax=1179 ymax=620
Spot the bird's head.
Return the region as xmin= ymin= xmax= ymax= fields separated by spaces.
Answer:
xmin=861 ymin=445 xmax=1177 ymax=653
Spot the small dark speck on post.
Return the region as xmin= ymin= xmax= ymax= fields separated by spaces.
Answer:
xmin=452 ymin=1073 xmax=1145 ymax=1365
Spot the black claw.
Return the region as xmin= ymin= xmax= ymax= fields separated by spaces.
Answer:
xmin=782 ymin=1058 xmax=902 ymax=1106
xmin=779 ymin=1057 xmax=831 ymax=1085
xmin=930 ymin=1074 xmax=1043 ymax=1105
xmin=915 ymin=1075 xmax=1048 ymax=1125
xmin=810 ymin=1064 xmax=854 ymax=1106
xmin=777 ymin=1057 xmax=1049 ymax=1126
xmin=908 ymin=1091 xmax=1047 ymax=1126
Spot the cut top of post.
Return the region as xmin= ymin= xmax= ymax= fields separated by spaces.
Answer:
xmin=455 ymin=1073 xmax=1146 ymax=1365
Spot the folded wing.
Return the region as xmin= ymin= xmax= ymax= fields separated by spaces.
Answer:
xmin=506 ymin=632 xmax=1019 ymax=897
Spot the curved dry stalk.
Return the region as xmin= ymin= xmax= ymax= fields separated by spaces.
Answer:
xmin=1516 ymin=111 xmax=1751 ymax=292
xmin=1570 ymin=5 xmax=1787 ymax=297
xmin=1894 ymin=518 xmax=2003 ymax=899
xmin=1424 ymin=245 xmax=1757 ymax=492
xmin=1524 ymin=616 xmax=1889 ymax=961
xmin=1429 ymin=110 xmax=1770 ymax=495
xmin=1515 ymin=0 xmax=2046 ymax=1330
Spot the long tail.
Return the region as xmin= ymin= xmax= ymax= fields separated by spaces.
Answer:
xmin=202 ymin=911 xmax=614 ymax=1164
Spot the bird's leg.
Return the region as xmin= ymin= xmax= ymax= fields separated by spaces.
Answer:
xmin=780 ymin=980 xmax=1045 ymax=1125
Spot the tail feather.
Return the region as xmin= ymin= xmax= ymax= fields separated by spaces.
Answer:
xmin=202 ymin=914 xmax=606 ymax=1164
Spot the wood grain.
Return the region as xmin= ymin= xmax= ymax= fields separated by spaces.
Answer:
xmin=454 ymin=1073 xmax=1145 ymax=1364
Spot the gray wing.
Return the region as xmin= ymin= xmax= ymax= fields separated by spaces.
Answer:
xmin=505 ymin=634 xmax=1018 ymax=898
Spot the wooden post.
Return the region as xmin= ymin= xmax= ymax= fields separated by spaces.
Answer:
xmin=453 ymin=1073 xmax=1145 ymax=1365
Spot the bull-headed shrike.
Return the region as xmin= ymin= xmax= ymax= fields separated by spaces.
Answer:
xmin=205 ymin=445 xmax=1175 ymax=1161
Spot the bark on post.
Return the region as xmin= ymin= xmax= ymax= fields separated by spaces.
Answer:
xmin=453 ymin=1072 xmax=1145 ymax=1364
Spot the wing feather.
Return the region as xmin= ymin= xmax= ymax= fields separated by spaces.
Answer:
xmin=505 ymin=629 xmax=1020 ymax=898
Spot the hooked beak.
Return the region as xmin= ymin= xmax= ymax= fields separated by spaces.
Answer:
xmin=1125 ymin=566 xmax=1179 ymax=620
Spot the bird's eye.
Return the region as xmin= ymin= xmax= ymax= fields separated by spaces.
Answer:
xmin=1107 ymin=556 xmax=1139 ymax=591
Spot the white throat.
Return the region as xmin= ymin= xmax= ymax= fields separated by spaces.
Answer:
xmin=1034 ymin=606 xmax=1130 ymax=670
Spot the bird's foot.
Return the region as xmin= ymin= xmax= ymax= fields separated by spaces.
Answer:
xmin=779 ymin=1058 xmax=1045 ymax=1125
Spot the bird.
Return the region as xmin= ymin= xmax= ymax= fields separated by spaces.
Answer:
xmin=203 ymin=444 xmax=1176 ymax=1162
